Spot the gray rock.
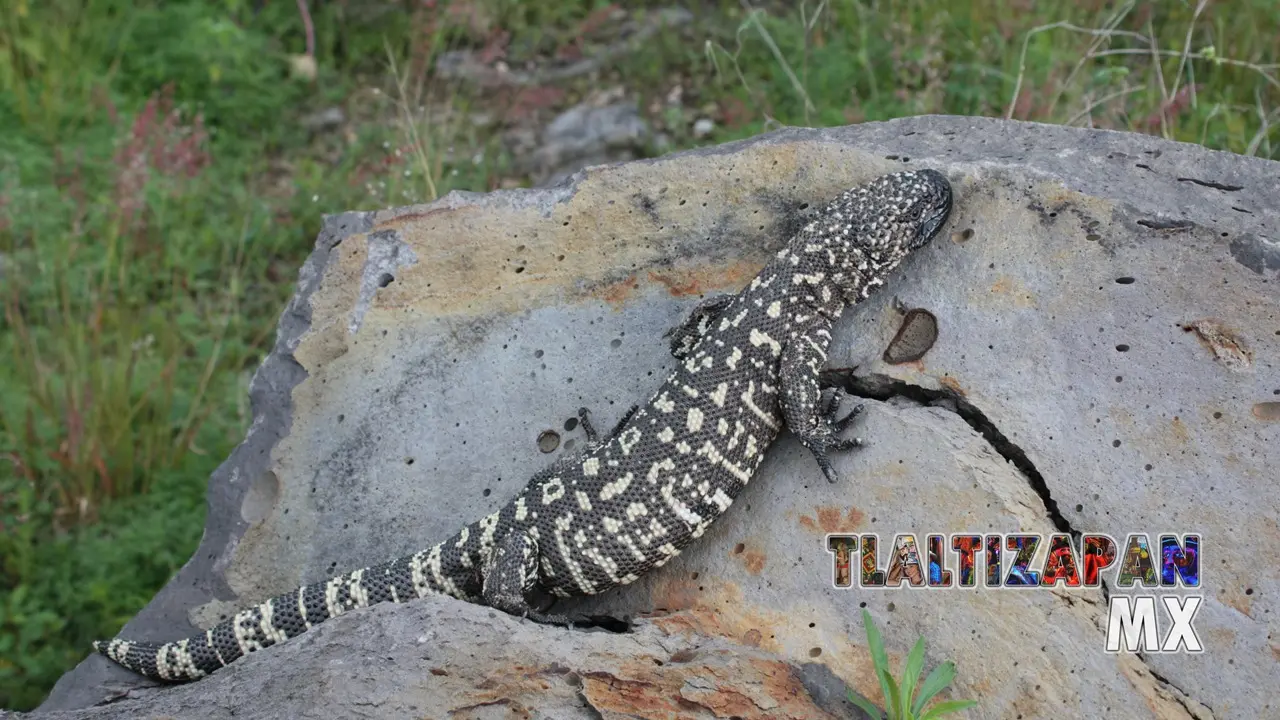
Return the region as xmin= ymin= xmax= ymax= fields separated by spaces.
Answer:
xmin=521 ymin=100 xmax=651 ymax=186
xmin=22 ymin=596 xmax=843 ymax=719
xmin=299 ymin=106 xmax=346 ymax=133
xmin=433 ymin=8 xmax=693 ymax=89
xmin=37 ymin=116 xmax=1279 ymax=719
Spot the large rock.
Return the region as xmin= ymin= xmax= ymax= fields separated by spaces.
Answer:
xmin=35 ymin=116 xmax=1279 ymax=719
xmin=20 ymin=596 xmax=855 ymax=719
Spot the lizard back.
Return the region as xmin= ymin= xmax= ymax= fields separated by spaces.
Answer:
xmin=92 ymin=168 xmax=954 ymax=682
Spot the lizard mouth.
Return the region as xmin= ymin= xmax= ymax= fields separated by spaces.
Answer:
xmin=911 ymin=169 xmax=953 ymax=249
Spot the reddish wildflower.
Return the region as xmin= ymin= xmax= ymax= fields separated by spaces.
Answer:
xmin=502 ymin=85 xmax=567 ymax=123
xmin=1011 ymin=86 xmax=1036 ymax=120
xmin=1143 ymin=83 xmax=1202 ymax=131
xmin=719 ymin=96 xmax=751 ymax=129
xmin=409 ymin=0 xmax=443 ymax=79
xmin=111 ymin=83 xmax=211 ymax=235
xmin=477 ymin=28 xmax=511 ymax=64
xmin=557 ymin=4 xmax=620 ymax=61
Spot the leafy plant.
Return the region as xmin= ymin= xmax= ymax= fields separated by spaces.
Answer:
xmin=848 ymin=609 xmax=978 ymax=720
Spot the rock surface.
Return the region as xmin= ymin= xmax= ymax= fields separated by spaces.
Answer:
xmin=35 ymin=116 xmax=1280 ymax=719
xmin=20 ymin=596 xmax=854 ymax=719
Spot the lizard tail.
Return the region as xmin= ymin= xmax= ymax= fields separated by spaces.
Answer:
xmin=93 ymin=537 xmax=476 ymax=682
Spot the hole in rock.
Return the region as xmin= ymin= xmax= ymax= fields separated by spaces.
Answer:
xmin=537 ymin=431 xmax=560 ymax=453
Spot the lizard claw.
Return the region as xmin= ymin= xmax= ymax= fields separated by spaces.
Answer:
xmin=798 ymin=429 xmax=861 ymax=483
xmin=802 ymin=391 xmax=866 ymax=483
xmin=577 ymin=407 xmax=598 ymax=444
xmin=822 ymin=389 xmax=863 ymax=428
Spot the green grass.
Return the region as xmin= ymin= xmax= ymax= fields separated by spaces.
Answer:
xmin=2 ymin=0 xmax=1277 ymax=711
xmin=849 ymin=609 xmax=976 ymax=720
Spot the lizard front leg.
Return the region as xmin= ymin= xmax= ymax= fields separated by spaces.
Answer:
xmin=778 ymin=315 xmax=865 ymax=483
xmin=665 ymin=294 xmax=734 ymax=359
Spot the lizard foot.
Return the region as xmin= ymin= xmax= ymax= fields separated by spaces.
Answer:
xmin=799 ymin=390 xmax=865 ymax=483
xmin=521 ymin=610 xmax=631 ymax=633
xmin=522 ymin=609 xmax=579 ymax=627
xmin=823 ymin=388 xmax=865 ymax=434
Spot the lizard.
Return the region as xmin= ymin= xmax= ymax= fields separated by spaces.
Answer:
xmin=93 ymin=167 xmax=954 ymax=682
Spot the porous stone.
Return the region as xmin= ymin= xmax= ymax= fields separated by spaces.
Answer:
xmin=35 ymin=116 xmax=1278 ymax=719
xmin=22 ymin=597 xmax=850 ymax=720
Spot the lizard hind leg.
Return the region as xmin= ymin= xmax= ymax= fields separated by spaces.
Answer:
xmin=576 ymin=404 xmax=641 ymax=451
xmin=481 ymin=530 xmax=576 ymax=627
xmin=478 ymin=531 xmax=630 ymax=632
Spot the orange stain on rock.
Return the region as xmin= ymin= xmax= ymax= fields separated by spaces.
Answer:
xmin=988 ymin=275 xmax=1036 ymax=307
xmin=449 ymin=662 xmax=573 ymax=715
xmin=648 ymin=259 xmax=763 ymax=298
xmin=1219 ymin=586 xmax=1254 ymax=619
xmin=939 ymin=374 xmax=967 ymax=396
xmin=579 ymin=654 xmax=838 ymax=719
xmin=649 ymin=573 xmax=702 ymax=613
xmin=597 ymin=274 xmax=640 ymax=307
xmin=648 ymin=585 xmax=883 ymax=711
xmin=580 ymin=669 xmax=686 ymax=718
xmin=1181 ymin=318 xmax=1253 ymax=371
xmin=799 ymin=505 xmax=866 ymax=534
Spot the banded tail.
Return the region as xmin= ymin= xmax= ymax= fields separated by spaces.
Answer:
xmin=93 ymin=537 xmax=475 ymax=682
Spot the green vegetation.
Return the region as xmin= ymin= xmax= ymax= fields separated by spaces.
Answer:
xmin=2 ymin=0 xmax=1277 ymax=711
xmin=849 ymin=609 xmax=977 ymax=720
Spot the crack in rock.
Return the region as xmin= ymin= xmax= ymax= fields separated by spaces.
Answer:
xmin=1176 ymin=177 xmax=1243 ymax=192
xmin=824 ymin=369 xmax=1074 ymax=536
xmin=1134 ymin=654 xmax=1217 ymax=720
xmin=350 ymin=229 xmax=419 ymax=334
xmin=827 ymin=369 xmax=1221 ymax=718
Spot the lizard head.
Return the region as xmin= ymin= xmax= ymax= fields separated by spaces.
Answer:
xmin=783 ymin=169 xmax=953 ymax=308
xmin=902 ymin=168 xmax=953 ymax=251
xmin=855 ymin=168 xmax=953 ymax=256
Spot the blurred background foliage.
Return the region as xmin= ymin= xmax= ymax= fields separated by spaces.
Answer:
xmin=1 ymin=0 xmax=1276 ymax=709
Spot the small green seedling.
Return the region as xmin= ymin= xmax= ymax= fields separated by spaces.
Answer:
xmin=847 ymin=609 xmax=978 ymax=720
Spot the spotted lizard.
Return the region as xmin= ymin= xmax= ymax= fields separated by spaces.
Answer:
xmin=93 ymin=168 xmax=954 ymax=682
